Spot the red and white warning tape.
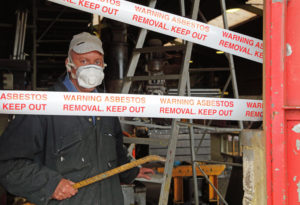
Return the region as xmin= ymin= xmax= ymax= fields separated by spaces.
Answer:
xmin=48 ymin=0 xmax=263 ymax=63
xmin=0 ymin=91 xmax=263 ymax=121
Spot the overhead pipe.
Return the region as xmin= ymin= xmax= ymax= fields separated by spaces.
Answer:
xmin=32 ymin=0 xmax=37 ymax=90
xmin=13 ymin=11 xmax=21 ymax=60
xmin=17 ymin=11 xmax=25 ymax=59
xmin=20 ymin=10 xmax=28 ymax=60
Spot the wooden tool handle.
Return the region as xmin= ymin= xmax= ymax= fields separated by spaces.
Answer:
xmin=73 ymin=155 xmax=165 ymax=189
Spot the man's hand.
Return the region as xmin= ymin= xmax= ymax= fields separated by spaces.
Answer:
xmin=52 ymin=179 xmax=78 ymax=200
xmin=136 ymin=167 xmax=155 ymax=180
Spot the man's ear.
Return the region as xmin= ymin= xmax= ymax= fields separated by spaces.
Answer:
xmin=65 ymin=57 xmax=72 ymax=72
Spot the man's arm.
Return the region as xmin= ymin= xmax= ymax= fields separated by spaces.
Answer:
xmin=0 ymin=159 xmax=62 ymax=204
xmin=0 ymin=115 xmax=65 ymax=205
xmin=114 ymin=118 xmax=140 ymax=183
xmin=114 ymin=118 xmax=154 ymax=183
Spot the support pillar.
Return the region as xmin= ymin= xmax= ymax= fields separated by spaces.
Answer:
xmin=240 ymin=129 xmax=267 ymax=205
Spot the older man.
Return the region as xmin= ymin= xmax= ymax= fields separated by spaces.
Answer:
xmin=0 ymin=32 xmax=153 ymax=205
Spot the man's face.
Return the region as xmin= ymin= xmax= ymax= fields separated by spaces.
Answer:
xmin=68 ymin=50 xmax=104 ymax=92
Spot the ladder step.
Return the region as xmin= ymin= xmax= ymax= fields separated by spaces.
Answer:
xmin=125 ymin=74 xmax=181 ymax=81
xmin=176 ymin=121 xmax=242 ymax=133
xmin=168 ymin=88 xmax=221 ymax=97
xmin=134 ymin=45 xmax=185 ymax=54
xmin=120 ymin=120 xmax=171 ymax=129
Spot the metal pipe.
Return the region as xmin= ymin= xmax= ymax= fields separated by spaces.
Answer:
xmin=179 ymin=0 xmax=185 ymax=17
xmin=195 ymin=162 xmax=228 ymax=205
xmin=20 ymin=10 xmax=28 ymax=60
xmin=220 ymin=0 xmax=244 ymax=130
xmin=222 ymin=75 xmax=232 ymax=96
xmin=187 ymin=74 xmax=199 ymax=205
xmin=13 ymin=11 xmax=21 ymax=59
xmin=179 ymin=0 xmax=186 ymax=45
xmin=32 ymin=0 xmax=37 ymax=90
xmin=198 ymin=10 xmax=208 ymax=23
xmin=16 ymin=11 xmax=24 ymax=59
xmin=18 ymin=12 xmax=25 ymax=59
xmin=17 ymin=11 xmax=25 ymax=59
xmin=195 ymin=123 xmax=212 ymax=153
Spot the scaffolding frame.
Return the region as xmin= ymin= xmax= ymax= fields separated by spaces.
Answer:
xmin=120 ymin=0 xmax=243 ymax=204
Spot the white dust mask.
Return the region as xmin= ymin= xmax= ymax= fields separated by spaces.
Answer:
xmin=76 ymin=64 xmax=105 ymax=89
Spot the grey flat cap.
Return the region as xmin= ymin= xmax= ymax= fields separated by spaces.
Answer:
xmin=69 ymin=32 xmax=104 ymax=55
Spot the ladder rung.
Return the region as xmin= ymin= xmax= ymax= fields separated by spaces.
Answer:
xmin=168 ymin=88 xmax=221 ymax=96
xmin=120 ymin=120 xmax=171 ymax=129
xmin=134 ymin=45 xmax=185 ymax=54
xmin=125 ymin=74 xmax=181 ymax=81
xmin=176 ymin=121 xmax=242 ymax=133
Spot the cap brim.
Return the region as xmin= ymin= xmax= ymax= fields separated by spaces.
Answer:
xmin=72 ymin=43 xmax=104 ymax=55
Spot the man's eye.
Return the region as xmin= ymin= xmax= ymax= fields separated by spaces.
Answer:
xmin=95 ymin=61 xmax=103 ymax=66
xmin=80 ymin=60 xmax=87 ymax=64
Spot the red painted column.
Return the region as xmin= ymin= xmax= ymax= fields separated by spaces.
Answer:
xmin=264 ymin=0 xmax=287 ymax=204
xmin=285 ymin=0 xmax=300 ymax=203
xmin=264 ymin=0 xmax=272 ymax=203
xmin=265 ymin=0 xmax=300 ymax=204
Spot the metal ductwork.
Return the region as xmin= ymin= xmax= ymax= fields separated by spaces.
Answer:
xmin=105 ymin=21 xmax=128 ymax=93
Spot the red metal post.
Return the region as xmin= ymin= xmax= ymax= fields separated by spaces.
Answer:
xmin=285 ymin=0 xmax=300 ymax=203
xmin=265 ymin=0 xmax=300 ymax=204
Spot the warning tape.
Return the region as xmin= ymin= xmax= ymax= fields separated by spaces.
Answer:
xmin=73 ymin=155 xmax=165 ymax=189
xmin=48 ymin=0 xmax=263 ymax=63
xmin=0 ymin=91 xmax=263 ymax=121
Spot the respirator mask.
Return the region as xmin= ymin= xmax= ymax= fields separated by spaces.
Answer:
xmin=67 ymin=60 xmax=105 ymax=89
xmin=76 ymin=64 xmax=105 ymax=88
